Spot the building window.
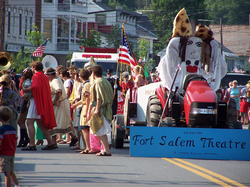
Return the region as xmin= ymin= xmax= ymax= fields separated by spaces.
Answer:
xmin=96 ymin=14 xmax=106 ymax=25
xmin=13 ymin=13 xmax=15 ymax=30
xmin=25 ymin=16 xmax=28 ymax=35
xmin=30 ymin=17 xmax=33 ymax=32
xmin=19 ymin=14 xmax=22 ymax=35
xmin=44 ymin=0 xmax=53 ymax=2
xmin=7 ymin=12 xmax=11 ymax=34
xmin=43 ymin=20 xmax=52 ymax=40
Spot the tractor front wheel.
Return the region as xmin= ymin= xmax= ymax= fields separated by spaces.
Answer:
xmin=146 ymin=95 xmax=163 ymax=127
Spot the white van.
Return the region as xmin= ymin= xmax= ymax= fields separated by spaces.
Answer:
xmin=71 ymin=52 xmax=119 ymax=76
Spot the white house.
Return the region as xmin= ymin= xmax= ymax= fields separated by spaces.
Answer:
xmin=4 ymin=0 xmax=157 ymax=66
xmin=88 ymin=2 xmax=158 ymax=60
xmin=4 ymin=0 xmax=36 ymax=53
xmin=5 ymin=0 xmax=88 ymax=65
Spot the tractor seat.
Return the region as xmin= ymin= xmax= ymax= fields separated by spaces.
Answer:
xmin=182 ymin=74 xmax=206 ymax=93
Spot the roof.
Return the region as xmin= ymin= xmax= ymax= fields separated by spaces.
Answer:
xmin=214 ymin=40 xmax=238 ymax=58
xmin=94 ymin=2 xmax=113 ymax=11
xmin=117 ymin=9 xmax=141 ymax=18
xmin=209 ymin=25 xmax=250 ymax=56
xmin=136 ymin=25 xmax=158 ymax=39
xmin=137 ymin=15 xmax=157 ymax=36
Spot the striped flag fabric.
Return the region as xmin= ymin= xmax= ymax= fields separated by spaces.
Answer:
xmin=118 ymin=26 xmax=137 ymax=78
xmin=31 ymin=39 xmax=49 ymax=57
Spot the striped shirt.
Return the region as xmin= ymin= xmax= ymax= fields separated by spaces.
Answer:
xmin=0 ymin=124 xmax=18 ymax=156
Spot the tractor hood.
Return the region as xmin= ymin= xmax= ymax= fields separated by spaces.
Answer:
xmin=185 ymin=81 xmax=216 ymax=103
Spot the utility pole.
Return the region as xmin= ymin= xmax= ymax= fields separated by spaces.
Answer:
xmin=220 ymin=18 xmax=223 ymax=54
xmin=1 ymin=1 xmax=5 ymax=51
xmin=85 ymin=0 xmax=88 ymax=39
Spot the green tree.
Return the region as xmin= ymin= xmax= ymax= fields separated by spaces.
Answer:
xmin=10 ymin=50 xmax=30 ymax=73
xmin=102 ymin=0 xmax=151 ymax=11
xmin=9 ymin=24 xmax=44 ymax=72
xmin=135 ymin=0 xmax=152 ymax=9
xmin=77 ymin=30 xmax=102 ymax=47
xmin=106 ymin=24 xmax=121 ymax=48
xmin=102 ymin=0 xmax=130 ymax=10
xmin=26 ymin=24 xmax=43 ymax=48
xmin=147 ymin=0 xmax=206 ymax=59
xmin=137 ymin=38 xmax=150 ymax=60
xmin=12 ymin=23 xmax=46 ymax=72
xmin=204 ymin=0 xmax=250 ymax=25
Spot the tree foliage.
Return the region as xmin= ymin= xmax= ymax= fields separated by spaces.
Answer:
xmin=106 ymin=24 xmax=121 ymax=48
xmin=204 ymin=0 xmax=250 ymax=25
xmin=10 ymin=24 xmax=45 ymax=72
xmin=77 ymin=30 xmax=102 ymax=47
xmin=10 ymin=51 xmax=30 ymax=73
xmin=147 ymin=0 xmax=206 ymax=57
xmin=137 ymin=39 xmax=150 ymax=60
xmin=26 ymin=24 xmax=43 ymax=48
xmin=102 ymin=0 xmax=154 ymax=11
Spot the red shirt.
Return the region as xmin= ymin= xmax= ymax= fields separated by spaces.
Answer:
xmin=0 ymin=125 xmax=17 ymax=156
xmin=240 ymin=100 xmax=249 ymax=113
xmin=19 ymin=76 xmax=24 ymax=96
xmin=121 ymin=80 xmax=134 ymax=99
xmin=154 ymin=77 xmax=161 ymax=83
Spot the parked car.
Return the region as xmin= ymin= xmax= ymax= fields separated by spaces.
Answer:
xmin=221 ymin=73 xmax=250 ymax=88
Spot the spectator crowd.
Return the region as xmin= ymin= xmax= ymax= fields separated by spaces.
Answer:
xmin=0 ymin=62 xmax=161 ymax=153
xmin=0 ymin=60 xmax=161 ymax=186
xmin=227 ymin=80 xmax=250 ymax=125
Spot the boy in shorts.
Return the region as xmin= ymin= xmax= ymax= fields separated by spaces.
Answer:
xmin=0 ymin=106 xmax=20 ymax=187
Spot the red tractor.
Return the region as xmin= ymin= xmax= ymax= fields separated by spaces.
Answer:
xmin=146 ymin=72 xmax=228 ymax=128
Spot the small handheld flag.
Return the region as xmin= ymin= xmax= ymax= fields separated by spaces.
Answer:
xmin=31 ymin=39 xmax=49 ymax=57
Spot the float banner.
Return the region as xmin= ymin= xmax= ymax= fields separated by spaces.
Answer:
xmin=130 ymin=127 xmax=250 ymax=161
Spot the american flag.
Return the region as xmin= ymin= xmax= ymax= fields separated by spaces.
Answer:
xmin=31 ymin=39 xmax=49 ymax=57
xmin=118 ymin=26 xmax=137 ymax=78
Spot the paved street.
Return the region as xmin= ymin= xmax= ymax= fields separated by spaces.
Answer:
xmin=0 ymin=126 xmax=249 ymax=187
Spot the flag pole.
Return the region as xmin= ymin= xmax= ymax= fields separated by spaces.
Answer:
xmin=115 ymin=22 xmax=125 ymax=79
xmin=119 ymin=22 xmax=126 ymax=78
xmin=114 ymin=22 xmax=125 ymax=99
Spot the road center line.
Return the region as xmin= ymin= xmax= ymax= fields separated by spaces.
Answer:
xmin=173 ymin=158 xmax=247 ymax=187
xmin=162 ymin=158 xmax=232 ymax=187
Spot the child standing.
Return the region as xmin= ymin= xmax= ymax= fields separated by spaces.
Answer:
xmin=240 ymin=96 xmax=249 ymax=125
xmin=0 ymin=106 xmax=20 ymax=187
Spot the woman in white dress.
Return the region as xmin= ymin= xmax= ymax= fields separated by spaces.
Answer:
xmin=44 ymin=67 xmax=78 ymax=147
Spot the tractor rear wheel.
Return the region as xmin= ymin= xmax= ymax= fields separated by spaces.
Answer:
xmin=146 ymin=95 xmax=163 ymax=127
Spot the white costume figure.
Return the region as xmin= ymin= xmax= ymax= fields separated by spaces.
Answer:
xmin=157 ymin=37 xmax=227 ymax=91
xmin=157 ymin=8 xmax=227 ymax=92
